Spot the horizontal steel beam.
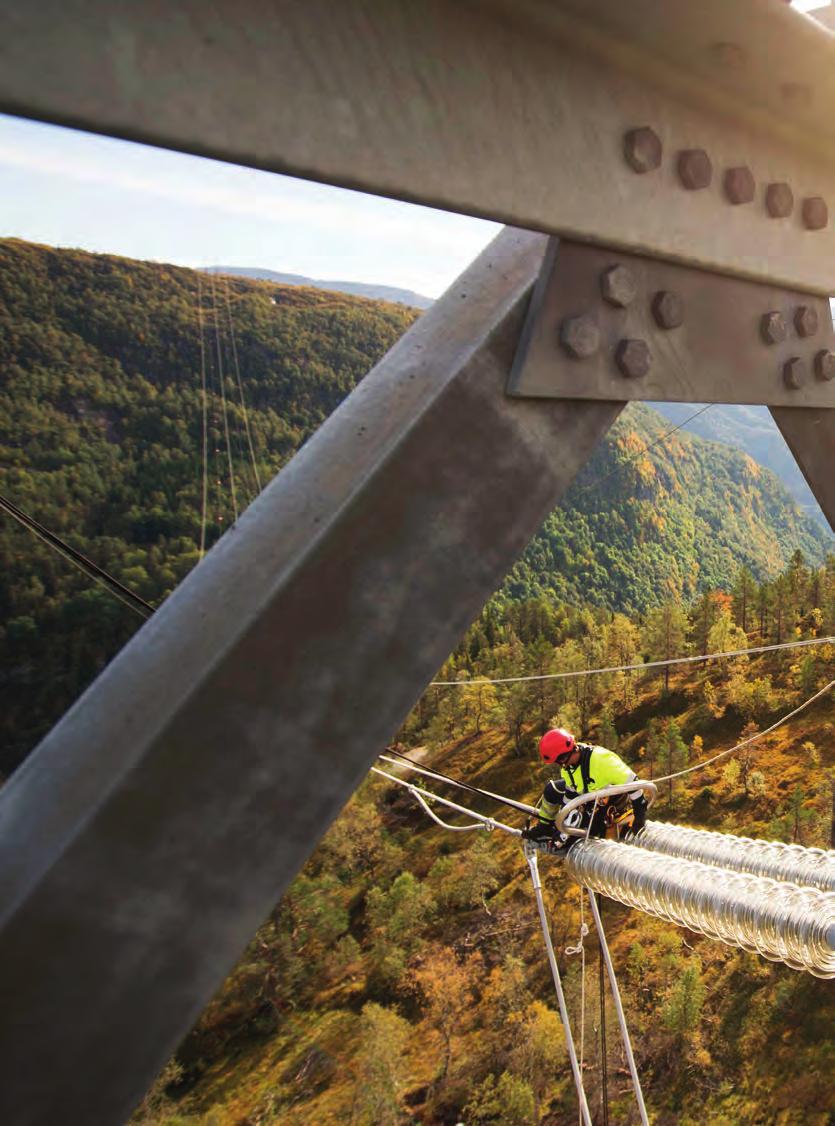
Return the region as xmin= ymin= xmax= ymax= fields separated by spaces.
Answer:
xmin=509 ymin=238 xmax=835 ymax=406
xmin=0 ymin=228 xmax=623 ymax=1125
xmin=2 ymin=1 xmax=835 ymax=291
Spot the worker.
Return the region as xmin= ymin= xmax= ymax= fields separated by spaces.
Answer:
xmin=522 ymin=727 xmax=647 ymax=847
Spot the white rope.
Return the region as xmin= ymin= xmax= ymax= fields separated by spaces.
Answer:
xmin=370 ymin=766 xmax=520 ymax=835
xmin=526 ymin=848 xmax=593 ymax=1126
xmin=222 ymin=277 xmax=262 ymax=495
xmin=586 ymin=889 xmax=649 ymax=1126
xmin=653 ymin=676 xmax=835 ymax=783
xmin=196 ymin=275 xmax=209 ymax=559
xmin=565 ymin=886 xmax=589 ymax=1122
xmin=209 ymin=273 xmax=239 ymax=522
xmin=378 ymin=753 xmax=538 ymax=815
xmin=429 ymin=635 xmax=834 ymax=687
xmin=408 ymin=786 xmax=490 ymax=832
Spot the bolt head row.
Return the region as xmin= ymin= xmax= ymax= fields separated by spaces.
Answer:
xmin=558 ymin=316 xmax=652 ymax=377
xmin=785 ymin=351 xmax=835 ymax=388
xmin=624 ymin=127 xmax=828 ymax=228
xmin=761 ymin=306 xmax=821 ymax=345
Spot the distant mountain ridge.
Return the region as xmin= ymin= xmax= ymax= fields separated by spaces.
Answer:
xmin=205 ymin=265 xmax=433 ymax=309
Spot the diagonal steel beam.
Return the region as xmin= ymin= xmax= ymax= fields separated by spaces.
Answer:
xmin=2 ymin=0 xmax=835 ymax=291
xmin=0 ymin=228 xmax=623 ymax=1125
xmin=770 ymin=406 xmax=835 ymax=532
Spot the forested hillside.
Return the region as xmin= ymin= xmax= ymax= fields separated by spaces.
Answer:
xmin=0 ymin=237 xmax=830 ymax=777
xmin=135 ymin=564 xmax=835 ymax=1125
xmin=1 ymin=238 xmax=834 ymax=1124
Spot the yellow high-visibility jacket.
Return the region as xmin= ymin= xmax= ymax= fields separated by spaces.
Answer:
xmin=538 ymin=743 xmax=639 ymax=822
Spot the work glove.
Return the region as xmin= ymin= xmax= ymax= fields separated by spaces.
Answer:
xmin=522 ymin=819 xmax=557 ymax=842
xmin=626 ymin=796 xmax=647 ymax=836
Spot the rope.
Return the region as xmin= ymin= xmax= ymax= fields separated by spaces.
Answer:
xmin=210 ymin=273 xmax=239 ymax=522
xmin=408 ymin=786 xmax=491 ymax=832
xmin=196 ymin=275 xmax=209 ymax=559
xmin=587 ymin=890 xmax=648 ymax=1126
xmin=379 ymin=750 xmax=538 ymax=816
xmin=222 ymin=277 xmax=262 ymax=496
xmin=574 ymin=404 xmax=713 ymax=496
xmin=370 ymin=766 xmax=520 ymax=835
xmin=599 ymin=913 xmax=609 ymax=1126
xmin=526 ymin=848 xmax=594 ymax=1126
xmin=429 ymin=635 xmax=835 ymax=686
xmin=653 ymin=676 xmax=835 ymax=783
xmin=0 ymin=491 xmax=154 ymax=619
xmin=565 ymin=886 xmax=589 ymax=1124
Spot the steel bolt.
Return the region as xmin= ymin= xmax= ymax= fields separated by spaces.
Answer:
xmin=766 ymin=182 xmax=794 ymax=218
xmin=616 ymin=339 xmax=651 ymax=378
xmin=624 ymin=127 xmax=662 ymax=174
xmin=724 ymin=166 xmax=755 ymax=205
xmin=560 ymin=315 xmax=600 ymax=359
xmin=814 ymin=349 xmax=835 ymax=381
xmin=601 ymin=264 xmax=637 ymax=308
xmin=678 ymin=149 xmax=712 ymax=190
xmin=794 ymin=305 xmax=819 ymax=338
xmin=802 ymin=197 xmax=828 ymax=230
xmin=783 ymin=357 xmax=806 ymax=390
xmin=761 ymin=311 xmax=788 ymax=345
xmin=651 ymin=290 xmax=685 ymax=330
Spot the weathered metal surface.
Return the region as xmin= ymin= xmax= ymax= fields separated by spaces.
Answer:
xmin=0 ymin=228 xmax=623 ymax=1125
xmin=770 ymin=406 xmax=835 ymax=532
xmin=2 ymin=0 xmax=835 ymax=291
xmin=508 ymin=239 xmax=835 ymax=406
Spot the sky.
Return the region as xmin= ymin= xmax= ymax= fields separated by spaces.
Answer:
xmin=0 ymin=0 xmax=828 ymax=299
xmin=0 ymin=114 xmax=499 ymax=301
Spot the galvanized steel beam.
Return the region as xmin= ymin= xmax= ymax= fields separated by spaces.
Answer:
xmin=0 ymin=228 xmax=623 ymax=1125
xmin=2 ymin=0 xmax=835 ymax=291
xmin=770 ymin=406 xmax=835 ymax=531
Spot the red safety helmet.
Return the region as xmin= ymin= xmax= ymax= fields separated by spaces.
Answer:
xmin=539 ymin=728 xmax=576 ymax=765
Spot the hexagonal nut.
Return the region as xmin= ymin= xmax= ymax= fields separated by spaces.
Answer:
xmin=601 ymin=264 xmax=637 ymax=308
xmin=560 ymin=315 xmax=600 ymax=359
xmin=615 ymin=339 xmax=651 ymax=379
xmin=814 ymin=349 xmax=835 ymax=382
xmin=802 ymin=196 xmax=828 ymax=231
xmin=794 ymin=305 xmax=819 ymax=338
xmin=761 ymin=311 xmax=787 ymax=345
xmin=723 ymin=165 xmax=755 ymax=205
xmin=783 ymin=357 xmax=806 ymax=390
xmin=624 ymin=127 xmax=662 ymax=174
xmin=766 ymin=182 xmax=794 ymax=218
xmin=652 ymin=290 xmax=685 ymax=330
xmin=677 ymin=149 xmax=712 ymax=190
